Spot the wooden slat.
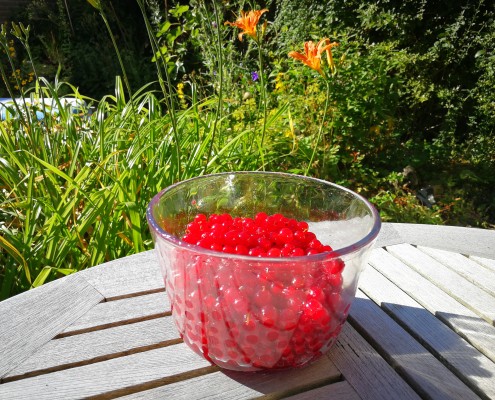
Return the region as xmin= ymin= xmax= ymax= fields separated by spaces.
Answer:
xmin=328 ymin=323 xmax=421 ymax=400
xmin=79 ymin=250 xmax=164 ymax=299
xmin=285 ymin=381 xmax=361 ymax=400
xmin=349 ymin=290 xmax=479 ymax=400
xmin=0 ymin=274 xmax=103 ymax=378
xmin=0 ymin=343 xmax=213 ymax=400
xmin=118 ymin=354 xmax=341 ymax=400
xmin=469 ymin=255 xmax=495 ymax=273
xmin=359 ymin=265 xmax=495 ymax=399
xmin=386 ymin=244 xmax=495 ymax=325
xmin=417 ymin=246 xmax=495 ymax=297
xmin=5 ymin=316 xmax=180 ymax=380
xmin=368 ymin=248 xmax=495 ymax=362
xmin=60 ymin=291 xmax=170 ymax=336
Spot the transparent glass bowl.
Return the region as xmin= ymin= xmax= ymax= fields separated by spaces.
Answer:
xmin=147 ymin=172 xmax=381 ymax=371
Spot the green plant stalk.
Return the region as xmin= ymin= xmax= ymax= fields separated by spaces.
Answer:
xmin=0 ymin=235 xmax=28 ymax=300
xmin=191 ymin=80 xmax=199 ymax=141
xmin=0 ymin=32 xmax=17 ymax=95
xmin=0 ymin=58 xmax=23 ymax=119
xmin=11 ymin=23 xmax=51 ymax=132
xmin=257 ymin=40 xmax=268 ymax=169
xmin=96 ymin=6 xmax=141 ymax=146
xmin=205 ymin=0 xmax=224 ymax=171
xmin=135 ymin=0 xmax=181 ymax=180
xmin=305 ymin=79 xmax=330 ymax=176
xmin=0 ymin=25 xmax=31 ymax=128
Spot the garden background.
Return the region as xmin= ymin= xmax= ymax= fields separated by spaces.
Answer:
xmin=1 ymin=0 xmax=494 ymax=299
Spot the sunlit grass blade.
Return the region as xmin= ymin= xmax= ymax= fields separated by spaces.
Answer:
xmin=31 ymin=266 xmax=52 ymax=288
xmin=0 ymin=235 xmax=30 ymax=289
xmin=125 ymin=170 xmax=144 ymax=253
xmin=23 ymin=168 xmax=35 ymax=244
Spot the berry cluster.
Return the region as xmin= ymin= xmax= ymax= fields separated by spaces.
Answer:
xmin=181 ymin=212 xmax=333 ymax=257
xmin=166 ymin=212 xmax=349 ymax=371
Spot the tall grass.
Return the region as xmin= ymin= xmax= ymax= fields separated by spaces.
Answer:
xmin=0 ymin=2 xmax=295 ymax=298
xmin=0 ymin=77 xmax=283 ymax=298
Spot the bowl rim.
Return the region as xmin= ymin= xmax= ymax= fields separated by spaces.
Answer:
xmin=146 ymin=171 xmax=382 ymax=261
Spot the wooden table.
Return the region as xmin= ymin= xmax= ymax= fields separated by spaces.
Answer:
xmin=1 ymin=223 xmax=495 ymax=399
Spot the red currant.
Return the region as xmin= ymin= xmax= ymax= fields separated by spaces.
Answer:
xmin=174 ymin=211 xmax=347 ymax=371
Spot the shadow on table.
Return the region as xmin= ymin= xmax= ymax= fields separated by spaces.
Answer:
xmin=211 ymin=295 xmax=493 ymax=399
xmin=164 ymin=295 xmax=494 ymax=400
xmin=218 ymin=354 xmax=339 ymax=398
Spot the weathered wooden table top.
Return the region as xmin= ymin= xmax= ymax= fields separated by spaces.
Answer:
xmin=1 ymin=223 xmax=495 ymax=400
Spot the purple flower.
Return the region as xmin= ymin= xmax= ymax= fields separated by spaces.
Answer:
xmin=251 ymin=71 xmax=259 ymax=81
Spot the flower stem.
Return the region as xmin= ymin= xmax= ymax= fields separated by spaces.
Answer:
xmin=305 ymin=79 xmax=330 ymax=176
xmin=205 ymin=0 xmax=224 ymax=172
xmin=136 ymin=0 xmax=181 ymax=180
xmin=98 ymin=9 xmax=141 ymax=145
xmin=257 ymin=41 xmax=267 ymax=170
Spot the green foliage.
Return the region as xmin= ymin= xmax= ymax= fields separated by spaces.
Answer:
xmin=271 ymin=0 xmax=326 ymax=50
xmin=272 ymin=36 xmax=406 ymax=182
xmin=1 ymin=0 xmax=494 ymax=299
xmin=270 ymin=0 xmax=495 ymax=222
xmin=371 ymin=190 xmax=444 ymax=225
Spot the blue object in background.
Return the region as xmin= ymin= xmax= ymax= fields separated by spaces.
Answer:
xmin=0 ymin=97 xmax=87 ymax=121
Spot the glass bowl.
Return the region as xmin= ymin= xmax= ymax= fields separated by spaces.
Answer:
xmin=147 ymin=172 xmax=381 ymax=371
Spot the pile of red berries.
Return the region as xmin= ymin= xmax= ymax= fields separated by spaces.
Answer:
xmin=181 ymin=212 xmax=333 ymax=257
xmin=166 ymin=212 xmax=349 ymax=371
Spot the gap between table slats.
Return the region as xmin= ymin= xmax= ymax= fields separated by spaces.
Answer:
xmin=104 ymin=287 xmax=165 ymax=302
xmin=416 ymin=246 xmax=495 ymax=297
xmin=2 ymin=338 xmax=183 ymax=383
xmin=96 ymin=356 xmax=342 ymax=400
xmin=79 ymin=250 xmax=165 ymax=301
xmin=358 ymin=262 xmax=495 ymax=400
xmin=2 ymin=291 xmax=177 ymax=382
xmin=369 ymin=247 xmax=495 ymax=363
xmin=283 ymin=381 xmax=360 ymax=400
xmin=0 ymin=343 xmax=215 ymax=399
xmin=0 ymin=343 xmax=344 ymax=400
xmin=0 ymin=273 xmax=104 ymax=380
xmin=56 ymin=290 xmax=172 ymax=338
xmin=2 ymin=290 xmax=341 ymax=400
xmin=469 ymin=255 xmax=495 ymax=273
xmin=387 ymin=243 xmax=495 ymax=325
xmin=328 ymin=322 xmax=421 ymax=400
xmin=347 ymin=291 xmax=480 ymax=400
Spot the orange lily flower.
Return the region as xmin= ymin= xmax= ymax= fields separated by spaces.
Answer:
xmin=288 ymin=38 xmax=339 ymax=76
xmin=225 ymin=9 xmax=268 ymax=42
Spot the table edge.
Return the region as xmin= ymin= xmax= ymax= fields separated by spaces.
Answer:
xmin=376 ymin=223 xmax=495 ymax=259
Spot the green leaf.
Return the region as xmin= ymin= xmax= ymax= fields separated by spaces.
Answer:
xmin=86 ymin=0 xmax=102 ymax=11
xmin=157 ymin=21 xmax=171 ymax=37
xmin=169 ymin=5 xmax=189 ymax=18
xmin=151 ymin=45 xmax=169 ymax=62
xmin=166 ymin=26 xmax=182 ymax=45
xmin=474 ymin=50 xmax=485 ymax=58
xmin=32 ymin=267 xmax=52 ymax=288
xmin=56 ymin=268 xmax=77 ymax=276
xmin=23 ymin=168 xmax=35 ymax=244
xmin=0 ymin=235 xmax=30 ymax=284
xmin=26 ymin=152 xmax=77 ymax=187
